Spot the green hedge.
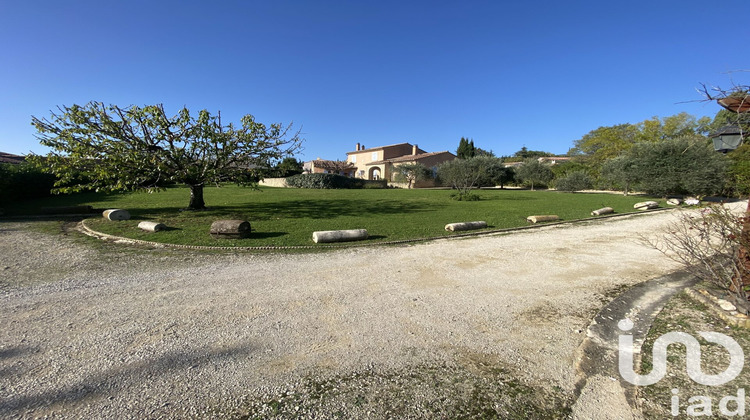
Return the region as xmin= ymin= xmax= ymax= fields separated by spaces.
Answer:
xmin=0 ymin=163 xmax=56 ymax=201
xmin=286 ymin=173 xmax=387 ymax=189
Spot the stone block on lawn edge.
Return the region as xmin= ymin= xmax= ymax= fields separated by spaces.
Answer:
xmin=103 ymin=209 xmax=131 ymax=221
xmin=591 ymin=207 xmax=614 ymax=216
xmin=138 ymin=221 xmax=167 ymax=232
xmin=444 ymin=221 xmax=488 ymax=232
xmin=312 ymin=229 xmax=369 ymax=244
xmin=633 ymin=201 xmax=658 ymax=210
xmin=526 ymin=215 xmax=559 ymax=223
xmin=210 ymin=220 xmax=251 ymax=239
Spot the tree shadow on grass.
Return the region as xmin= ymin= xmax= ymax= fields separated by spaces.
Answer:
xmin=484 ymin=194 xmax=538 ymax=201
xmin=212 ymin=231 xmax=287 ymax=240
xmin=3 ymin=192 xmax=125 ymax=217
xmin=131 ymin=198 xmax=446 ymax=221
xmin=250 ymin=231 xmax=287 ymax=239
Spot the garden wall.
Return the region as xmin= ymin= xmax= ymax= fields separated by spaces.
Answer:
xmin=258 ymin=178 xmax=289 ymax=188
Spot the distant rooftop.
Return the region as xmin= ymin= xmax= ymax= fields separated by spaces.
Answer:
xmin=0 ymin=152 xmax=26 ymax=164
xmin=347 ymin=142 xmax=424 ymax=154
xmin=369 ymin=151 xmax=455 ymax=165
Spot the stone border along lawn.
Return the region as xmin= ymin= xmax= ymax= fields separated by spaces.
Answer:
xmin=11 ymin=187 xmax=674 ymax=248
xmin=79 ymin=207 xmax=672 ymax=251
xmin=685 ymin=288 xmax=750 ymax=329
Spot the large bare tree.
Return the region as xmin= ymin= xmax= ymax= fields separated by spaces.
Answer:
xmin=30 ymin=102 xmax=303 ymax=209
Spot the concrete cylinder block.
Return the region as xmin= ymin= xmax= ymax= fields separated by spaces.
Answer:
xmin=444 ymin=221 xmax=488 ymax=232
xmin=103 ymin=209 xmax=131 ymax=221
xmin=591 ymin=207 xmax=614 ymax=216
xmin=210 ymin=220 xmax=251 ymax=239
xmin=633 ymin=201 xmax=658 ymax=210
xmin=312 ymin=229 xmax=369 ymax=244
xmin=138 ymin=221 xmax=166 ymax=232
xmin=526 ymin=215 xmax=560 ymax=223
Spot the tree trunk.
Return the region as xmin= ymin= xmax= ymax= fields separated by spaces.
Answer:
xmin=188 ymin=184 xmax=206 ymax=210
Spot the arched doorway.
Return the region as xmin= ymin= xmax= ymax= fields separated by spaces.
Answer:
xmin=369 ymin=167 xmax=381 ymax=180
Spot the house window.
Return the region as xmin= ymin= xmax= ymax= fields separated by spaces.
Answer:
xmin=371 ymin=152 xmax=378 ymax=161
xmin=351 ymin=155 xmax=356 ymax=163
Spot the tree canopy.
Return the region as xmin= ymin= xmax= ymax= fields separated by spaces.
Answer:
xmin=273 ymin=157 xmax=304 ymax=177
xmin=554 ymin=171 xmax=593 ymax=192
xmin=394 ymin=162 xmax=431 ymax=189
xmin=30 ymin=102 xmax=303 ymax=209
xmin=618 ymin=135 xmax=727 ymax=197
xmin=569 ymin=113 xmax=711 ymax=172
xmin=601 ymin=155 xmax=640 ymax=195
xmin=437 ymin=157 xmax=487 ymax=200
xmin=473 ymin=156 xmax=512 ymax=188
xmin=512 ymin=147 xmax=553 ymax=159
xmin=515 ymin=159 xmax=554 ymax=190
xmin=727 ymin=143 xmax=750 ymax=197
xmin=456 ymin=137 xmax=476 ymax=159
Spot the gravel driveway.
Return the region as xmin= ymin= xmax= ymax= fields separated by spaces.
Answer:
xmin=0 ymin=211 xmax=685 ymax=419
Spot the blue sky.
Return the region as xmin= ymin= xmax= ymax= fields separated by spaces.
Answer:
xmin=1 ymin=0 xmax=748 ymax=160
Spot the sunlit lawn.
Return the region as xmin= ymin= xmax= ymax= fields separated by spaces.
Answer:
xmin=6 ymin=186 xmax=663 ymax=247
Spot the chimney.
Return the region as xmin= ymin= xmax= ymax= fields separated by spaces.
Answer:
xmin=412 ymin=144 xmax=418 ymax=155
xmin=356 ymin=142 xmax=361 ymax=151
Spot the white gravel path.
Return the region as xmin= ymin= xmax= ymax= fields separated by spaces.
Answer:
xmin=0 ymin=210 xmax=689 ymax=418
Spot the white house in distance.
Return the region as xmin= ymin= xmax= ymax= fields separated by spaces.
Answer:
xmin=346 ymin=142 xmax=455 ymax=182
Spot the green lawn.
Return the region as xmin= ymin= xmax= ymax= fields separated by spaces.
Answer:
xmin=5 ymin=186 xmax=664 ymax=247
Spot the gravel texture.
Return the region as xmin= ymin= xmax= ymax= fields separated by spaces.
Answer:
xmin=0 ymin=211 xmax=688 ymax=419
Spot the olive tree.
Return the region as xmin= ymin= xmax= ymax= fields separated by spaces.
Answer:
xmin=601 ymin=155 xmax=640 ymax=195
xmin=622 ymin=135 xmax=727 ymax=197
xmin=437 ymin=157 xmax=485 ymax=200
xmin=515 ymin=159 xmax=554 ymax=190
xmin=554 ymin=171 xmax=593 ymax=192
xmin=394 ymin=162 xmax=431 ymax=189
xmin=30 ymin=102 xmax=302 ymax=209
xmin=473 ymin=156 xmax=510 ymax=188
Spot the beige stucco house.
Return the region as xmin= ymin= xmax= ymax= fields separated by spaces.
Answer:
xmin=346 ymin=142 xmax=456 ymax=183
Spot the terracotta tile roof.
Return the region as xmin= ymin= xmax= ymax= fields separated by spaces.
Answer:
xmin=367 ymin=151 xmax=455 ymax=165
xmin=347 ymin=142 xmax=414 ymax=154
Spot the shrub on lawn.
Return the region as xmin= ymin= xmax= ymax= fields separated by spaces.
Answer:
xmin=450 ymin=192 xmax=480 ymax=201
xmin=554 ymin=171 xmax=593 ymax=192
xmin=286 ymin=173 xmax=386 ymax=189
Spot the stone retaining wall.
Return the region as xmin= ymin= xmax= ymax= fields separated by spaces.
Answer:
xmin=258 ymin=178 xmax=289 ymax=188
